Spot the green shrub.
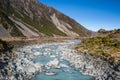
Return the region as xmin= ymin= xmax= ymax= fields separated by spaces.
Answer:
xmin=102 ymin=52 xmax=110 ymax=57
xmin=102 ymin=36 xmax=110 ymax=43
xmin=78 ymin=36 xmax=120 ymax=65
xmin=3 ymin=22 xmax=9 ymax=29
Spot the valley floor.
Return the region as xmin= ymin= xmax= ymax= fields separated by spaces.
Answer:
xmin=0 ymin=37 xmax=120 ymax=80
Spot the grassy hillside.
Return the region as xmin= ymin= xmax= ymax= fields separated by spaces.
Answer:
xmin=0 ymin=10 xmax=24 ymax=37
xmin=75 ymin=35 xmax=120 ymax=65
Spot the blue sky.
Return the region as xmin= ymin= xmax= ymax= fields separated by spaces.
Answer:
xmin=38 ymin=0 xmax=120 ymax=31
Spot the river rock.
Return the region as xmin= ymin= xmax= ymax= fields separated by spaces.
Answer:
xmin=46 ymin=59 xmax=60 ymax=69
xmin=45 ymin=72 xmax=56 ymax=76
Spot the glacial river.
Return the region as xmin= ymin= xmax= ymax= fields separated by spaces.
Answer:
xmin=28 ymin=40 xmax=94 ymax=80
xmin=17 ymin=40 xmax=94 ymax=80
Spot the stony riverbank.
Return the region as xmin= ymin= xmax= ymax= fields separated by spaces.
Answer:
xmin=57 ymin=45 xmax=109 ymax=80
xmin=0 ymin=39 xmax=42 ymax=80
xmin=60 ymin=46 xmax=120 ymax=80
xmin=74 ymin=36 xmax=120 ymax=80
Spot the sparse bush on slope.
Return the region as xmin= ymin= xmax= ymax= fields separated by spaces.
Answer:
xmin=76 ymin=36 xmax=120 ymax=65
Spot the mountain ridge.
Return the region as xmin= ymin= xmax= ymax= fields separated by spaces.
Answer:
xmin=0 ymin=0 xmax=92 ymax=37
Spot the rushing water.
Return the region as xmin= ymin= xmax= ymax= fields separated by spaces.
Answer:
xmin=27 ymin=40 xmax=94 ymax=80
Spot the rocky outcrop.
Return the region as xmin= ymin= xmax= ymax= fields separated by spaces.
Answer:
xmin=0 ymin=24 xmax=11 ymax=37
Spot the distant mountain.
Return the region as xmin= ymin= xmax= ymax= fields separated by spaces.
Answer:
xmin=98 ymin=29 xmax=120 ymax=38
xmin=0 ymin=0 xmax=92 ymax=37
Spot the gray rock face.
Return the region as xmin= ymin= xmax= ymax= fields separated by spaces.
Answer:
xmin=0 ymin=24 xmax=11 ymax=37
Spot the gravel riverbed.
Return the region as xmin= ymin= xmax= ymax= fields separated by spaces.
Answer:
xmin=0 ymin=40 xmax=120 ymax=80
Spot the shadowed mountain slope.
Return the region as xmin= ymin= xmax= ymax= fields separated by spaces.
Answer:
xmin=0 ymin=0 xmax=92 ymax=37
